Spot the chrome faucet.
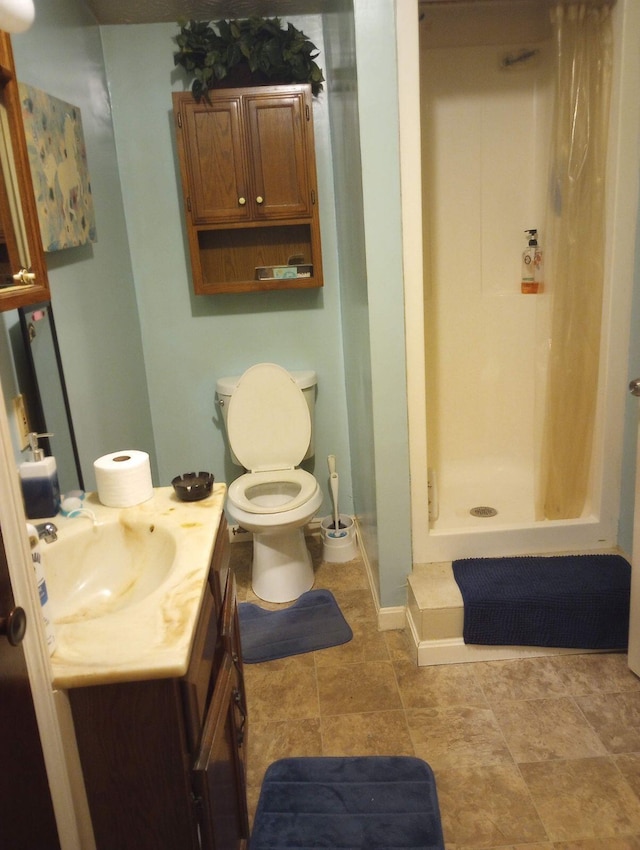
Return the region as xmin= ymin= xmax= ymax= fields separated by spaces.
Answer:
xmin=35 ymin=522 xmax=57 ymax=543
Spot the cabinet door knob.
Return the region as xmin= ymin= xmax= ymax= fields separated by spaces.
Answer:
xmin=238 ymin=197 xmax=246 ymax=206
xmin=0 ymin=606 xmax=27 ymax=646
xmin=256 ymin=196 xmax=264 ymax=205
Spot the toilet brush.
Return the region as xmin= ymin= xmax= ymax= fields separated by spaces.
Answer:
xmin=327 ymin=455 xmax=347 ymax=538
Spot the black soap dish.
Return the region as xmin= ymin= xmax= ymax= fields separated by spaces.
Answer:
xmin=172 ymin=471 xmax=215 ymax=502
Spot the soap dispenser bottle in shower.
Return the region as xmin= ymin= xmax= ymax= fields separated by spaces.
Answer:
xmin=521 ymin=229 xmax=543 ymax=294
xmin=19 ymin=432 xmax=61 ymax=519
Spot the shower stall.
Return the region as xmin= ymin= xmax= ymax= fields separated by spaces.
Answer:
xmin=398 ymin=0 xmax=640 ymax=566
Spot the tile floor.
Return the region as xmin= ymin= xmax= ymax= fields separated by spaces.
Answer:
xmin=232 ymin=534 xmax=640 ymax=850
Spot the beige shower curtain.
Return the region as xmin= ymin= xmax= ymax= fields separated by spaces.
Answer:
xmin=540 ymin=3 xmax=613 ymax=520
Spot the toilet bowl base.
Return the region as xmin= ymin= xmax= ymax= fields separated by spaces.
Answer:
xmin=251 ymin=527 xmax=314 ymax=603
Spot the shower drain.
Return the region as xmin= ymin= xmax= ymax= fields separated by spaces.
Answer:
xmin=470 ymin=506 xmax=498 ymax=518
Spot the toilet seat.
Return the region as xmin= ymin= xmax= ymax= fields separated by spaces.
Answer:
xmin=228 ymin=468 xmax=319 ymax=515
xmin=227 ymin=363 xmax=311 ymax=472
xmin=227 ymin=364 xmax=318 ymax=517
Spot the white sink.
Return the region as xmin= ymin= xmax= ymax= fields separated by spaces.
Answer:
xmin=44 ymin=520 xmax=177 ymax=623
xmin=42 ymin=487 xmax=226 ymax=689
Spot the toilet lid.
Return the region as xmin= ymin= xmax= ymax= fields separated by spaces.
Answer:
xmin=227 ymin=363 xmax=311 ymax=472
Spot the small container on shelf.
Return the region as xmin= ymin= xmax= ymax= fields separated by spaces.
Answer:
xmin=255 ymin=264 xmax=313 ymax=281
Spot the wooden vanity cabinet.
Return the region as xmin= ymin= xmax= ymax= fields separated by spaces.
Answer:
xmin=68 ymin=517 xmax=249 ymax=850
xmin=173 ymin=84 xmax=323 ymax=294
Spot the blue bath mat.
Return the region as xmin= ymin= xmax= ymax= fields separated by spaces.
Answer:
xmin=452 ymin=554 xmax=631 ymax=649
xmin=250 ymin=756 xmax=445 ymax=849
xmin=238 ymin=589 xmax=352 ymax=663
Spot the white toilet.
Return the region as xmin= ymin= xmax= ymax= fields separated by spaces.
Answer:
xmin=217 ymin=363 xmax=322 ymax=603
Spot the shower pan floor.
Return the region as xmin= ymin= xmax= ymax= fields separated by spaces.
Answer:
xmin=430 ymin=460 xmax=536 ymax=532
xmin=407 ymin=558 xmax=616 ymax=666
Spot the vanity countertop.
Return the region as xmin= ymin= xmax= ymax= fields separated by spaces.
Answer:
xmin=46 ymin=484 xmax=226 ymax=689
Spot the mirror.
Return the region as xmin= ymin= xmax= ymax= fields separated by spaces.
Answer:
xmin=18 ymin=301 xmax=83 ymax=493
xmin=0 ymin=29 xmax=50 ymax=311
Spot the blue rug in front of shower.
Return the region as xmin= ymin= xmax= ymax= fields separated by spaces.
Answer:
xmin=250 ymin=756 xmax=445 ymax=850
xmin=452 ymin=554 xmax=631 ymax=649
xmin=239 ymin=589 xmax=352 ymax=663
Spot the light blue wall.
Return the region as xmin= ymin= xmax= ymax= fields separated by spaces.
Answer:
xmin=10 ymin=0 xmax=156 ymax=488
xmin=4 ymin=0 xmax=417 ymax=608
xmin=6 ymin=0 xmax=416 ymax=600
xmin=322 ymin=2 xmax=380 ymax=595
xmin=96 ymin=1 xmax=413 ymax=609
xmin=99 ymin=16 xmax=354 ymax=523
xmin=352 ymin=0 xmax=412 ymax=605
xmin=98 ymin=9 xmax=418 ymax=606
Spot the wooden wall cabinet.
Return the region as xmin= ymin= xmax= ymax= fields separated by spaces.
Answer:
xmin=173 ymin=84 xmax=323 ymax=295
xmin=68 ymin=518 xmax=249 ymax=850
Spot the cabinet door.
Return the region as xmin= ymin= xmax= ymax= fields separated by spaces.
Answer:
xmin=176 ymin=94 xmax=251 ymax=225
xmin=208 ymin=514 xmax=230 ymax=611
xmin=220 ymin=569 xmax=247 ymax=740
xmin=181 ymin=582 xmax=219 ymax=754
xmin=70 ymin=678 xmax=199 ymax=850
xmin=245 ymin=88 xmax=313 ymax=220
xmin=193 ymin=653 xmax=249 ymax=850
xmin=173 ymin=85 xmax=323 ymax=294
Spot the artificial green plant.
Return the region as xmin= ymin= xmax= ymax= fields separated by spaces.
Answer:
xmin=174 ymin=17 xmax=325 ymax=101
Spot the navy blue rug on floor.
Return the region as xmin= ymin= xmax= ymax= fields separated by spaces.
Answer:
xmin=452 ymin=554 xmax=631 ymax=649
xmin=250 ymin=756 xmax=445 ymax=850
xmin=238 ymin=589 xmax=352 ymax=663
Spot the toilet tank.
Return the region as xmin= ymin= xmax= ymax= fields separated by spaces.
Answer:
xmin=216 ymin=369 xmax=317 ymax=467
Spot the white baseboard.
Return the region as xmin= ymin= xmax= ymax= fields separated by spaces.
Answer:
xmin=406 ymin=604 xmax=603 ymax=666
xmin=378 ymin=606 xmax=407 ymax=630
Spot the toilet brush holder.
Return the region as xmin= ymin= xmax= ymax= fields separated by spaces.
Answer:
xmin=320 ymin=515 xmax=358 ymax=563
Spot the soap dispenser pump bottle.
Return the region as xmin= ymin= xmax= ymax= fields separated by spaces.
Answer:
xmin=19 ymin=432 xmax=61 ymax=519
xmin=521 ymin=229 xmax=543 ymax=294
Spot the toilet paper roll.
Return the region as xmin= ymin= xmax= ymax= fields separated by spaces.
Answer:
xmin=94 ymin=450 xmax=153 ymax=507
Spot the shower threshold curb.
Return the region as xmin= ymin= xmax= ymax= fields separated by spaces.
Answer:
xmin=406 ymin=559 xmax=617 ymax=667
xmin=409 ymin=626 xmax=601 ymax=667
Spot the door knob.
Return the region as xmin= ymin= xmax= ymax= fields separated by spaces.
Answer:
xmin=12 ymin=269 xmax=36 ymax=286
xmin=0 ymin=606 xmax=27 ymax=646
xmin=256 ymin=196 xmax=264 ymax=205
xmin=238 ymin=197 xmax=246 ymax=205
xmin=630 ymin=378 xmax=640 ymax=397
